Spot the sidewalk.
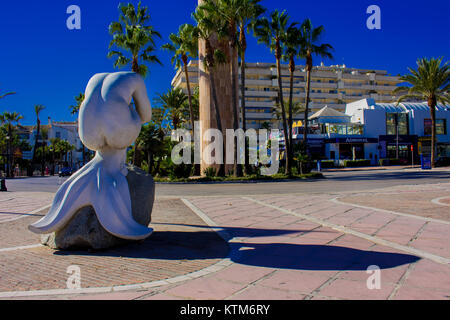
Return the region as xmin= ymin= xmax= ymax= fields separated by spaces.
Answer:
xmin=0 ymin=183 xmax=449 ymax=300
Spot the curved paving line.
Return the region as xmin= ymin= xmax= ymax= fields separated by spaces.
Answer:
xmin=0 ymin=199 xmax=235 ymax=299
xmin=431 ymin=197 xmax=450 ymax=207
xmin=243 ymin=196 xmax=450 ymax=266
xmin=331 ymin=197 xmax=450 ymax=225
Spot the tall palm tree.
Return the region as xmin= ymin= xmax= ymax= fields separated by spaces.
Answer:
xmin=199 ymin=0 xmax=243 ymax=176
xmin=0 ymin=112 xmax=23 ymax=177
xmin=193 ymin=7 xmax=227 ymax=176
xmin=108 ymin=1 xmax=162 ymax=77
xmin=282 ymin=25 xmax=301 ymax=171
xmin=32 ymin=105 xmax=45 ymax=176
xmin=238 ymin=0 xmax=265 ymax=174
xmin=162 ymin=23 xmax=198 ymax=133
xmin=298 ymin=18 xmax=333 ymax=147
xmin=253 ymin=10 xmax=295 ymax=174
xmin=154 ymin=87 xmax=188 ymax=130
xmin=394 ymin=57 xmax=449 ymax=167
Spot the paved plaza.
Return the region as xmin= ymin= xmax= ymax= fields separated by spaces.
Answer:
xmin=0 ymin=169 xmax=449 ymax=300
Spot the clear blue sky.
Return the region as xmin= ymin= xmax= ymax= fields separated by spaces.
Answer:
xmin=0 ymin=0 xmax=449 ymax=125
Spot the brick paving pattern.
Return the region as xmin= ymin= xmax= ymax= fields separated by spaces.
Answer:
xmin=0 ymin=198 xmax=228 ymax=292
xmin=0 ymin=182 xmax=449 ymax=300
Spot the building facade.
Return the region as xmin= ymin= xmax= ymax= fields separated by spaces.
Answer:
xmin=171 ymin=61 xmax=402 ymax=130
xmin=20 ymin=118 xmax=87 ymax=169
xmin=287 ymin=99 xmax=450 ymax=166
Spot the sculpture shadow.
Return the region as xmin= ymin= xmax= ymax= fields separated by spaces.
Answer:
xmin=54 ymin=223 xmax=420 ymax=271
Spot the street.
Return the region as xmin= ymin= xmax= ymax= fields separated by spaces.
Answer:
xmin=4 ymin=167 xmax=450 ymax=196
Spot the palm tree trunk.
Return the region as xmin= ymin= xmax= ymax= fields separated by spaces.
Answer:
xmin=230 ymin=38 xmax=242 ymax=177
xmin=429 ymin=96 xmax=437 ymax=168
xmin=275 ymin=48 xmax=290 ymax=174
xmin=185 ymin=61 xmax=201 ymax=176
xmin=209 ymin=69 xmax=225 ymax=177
xmin=288 ymin=56 xmax=295 ymax=175
xmin=148 ymin=151 xmax=153 ymax=174
xmin=184 ymin=60 xmax=196 ymax=133
xmin=240 ymin=28 xmax=249 ymax=175
xmin=32 ymin=120 xmax=40 ymax=171
xmin=303 ymin=61 xmax=312 ymax=147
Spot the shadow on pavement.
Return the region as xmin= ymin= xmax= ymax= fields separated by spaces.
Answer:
xmin=54 ymin=223 xmax=420 ymax=271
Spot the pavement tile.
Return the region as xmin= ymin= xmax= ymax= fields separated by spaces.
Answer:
xmin=215 ymin=264 xmax=275 ymax=284
xmin=164 ymin=276 xmax=247 ymax=300
xmin=401 ymin=260 xmax=450 ymax=291
xmin=392 ymin=285 xmax=450 ymax=300
xmin=257 ymin=269 xmax=329 ymax=294
xmin=232 ymin=285 xmax=306 ymax=300
xmin=317 ymin=278 xmax=396 ymax=300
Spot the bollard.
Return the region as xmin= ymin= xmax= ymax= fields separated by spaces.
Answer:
xmin=1 ymin=179 xmax=7 ymax=192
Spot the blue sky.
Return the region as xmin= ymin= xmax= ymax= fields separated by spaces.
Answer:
xmin=0 ymin=0 xmax=449 ymax=125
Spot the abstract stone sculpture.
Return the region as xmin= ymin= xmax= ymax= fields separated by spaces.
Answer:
xmin=29 ymin=72 xmax=154 ymax=241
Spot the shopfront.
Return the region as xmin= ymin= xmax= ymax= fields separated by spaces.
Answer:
xmin=325 ymin=137 xmax=378 ymax=162
xmin=379 ymin=135 xmax=418 ymax=163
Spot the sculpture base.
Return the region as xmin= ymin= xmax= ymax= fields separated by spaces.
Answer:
xmin=41 ymin=165 xmax=155 ymax=250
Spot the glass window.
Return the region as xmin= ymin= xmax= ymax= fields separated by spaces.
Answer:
xmin=386 ymin=113 xmax=408 ymax=135
xmin=424 ymin=119 xmax=447 ymax=135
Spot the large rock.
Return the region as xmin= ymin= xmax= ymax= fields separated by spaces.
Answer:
xmin=41 ymin=165 xmax=155 ymax=250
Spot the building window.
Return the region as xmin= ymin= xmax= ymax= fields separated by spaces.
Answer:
xmin=386 ymin=113 xmax=408 ymax=135
xmin=424 ymin=119 xmax=446 ymax=135
xmin=56 ymin=132 xmax=61 ymax=138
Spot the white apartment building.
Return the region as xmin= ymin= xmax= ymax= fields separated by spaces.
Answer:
xmin=21 ymin=118 xmax=86 ymax=168
xmin=171 ymin=61 xmax=402 ymax=129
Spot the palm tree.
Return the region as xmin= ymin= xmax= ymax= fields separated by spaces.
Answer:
xmin=69 ymin=93 xmax=85 ymax=115
xmin=238 ymin=0 xmax=265 ymax=174
xmin=199 ymin=0 xmax=243 ymax=176
xmin=31 ymin=105 xmax=45 ymax=176
xmin=282 ymin=25 xmax=302 ymax=172
xmin=193 ymin=7 xmax=228 ymax=176
xmin=0 ymin=112 xmax=23 ymax=177
xmin=136 ymin=123 xmax=165 ymax=174
xmin=154 ymin=87 xmax=188 ymax=130
xmin=253 ymin=10 xmax=295 ymax=174
xmin=394 ymin=57 xmax=449 ymax=167
xmin=69 ymin=93 xmax=87 ymax=166
xmin=0 ymin=89 xmax=15 ymax=100
xmin=162 ymin=23 xmax=198 ymax=133
xmin=108 ymin=1 xmax=162 ymax=77
xmin=298 ymin=18 xmax=333 ymax=147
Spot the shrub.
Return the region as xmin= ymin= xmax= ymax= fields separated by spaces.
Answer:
xmin=319 ymin=160 xmax=335 ymax=168
xmin=343 ymin=159 xmax=371 ymax=167
xmin=204 ymin=167 xmax=217 ymax=178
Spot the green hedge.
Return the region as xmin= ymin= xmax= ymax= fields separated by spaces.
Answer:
xmin=343 ymin=159 xmax=371 ymax=167
xmin=318 ymin=160 xmax=335 ymax=168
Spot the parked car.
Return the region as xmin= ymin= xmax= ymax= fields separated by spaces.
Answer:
xmin=58 ymin=167 xmax=74 ymax=177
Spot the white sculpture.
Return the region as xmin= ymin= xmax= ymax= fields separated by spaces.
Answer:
xmin=29 ymin=72 xmax=154 ymax=240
